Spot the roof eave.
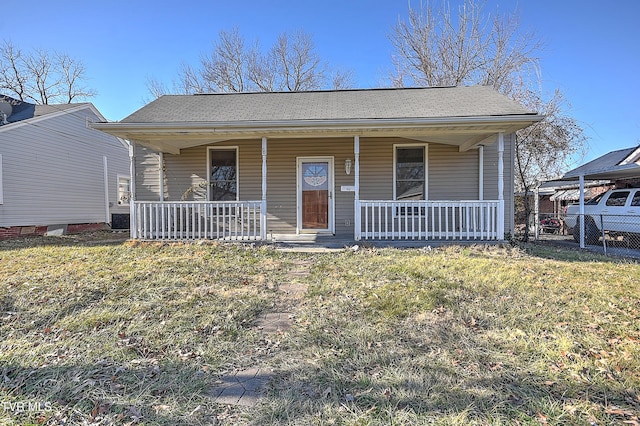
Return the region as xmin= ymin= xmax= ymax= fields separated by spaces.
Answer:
xmin=94 ymin=114 xmax=541 ymax=132
xmin=90 ymin=114 xmax=542 ymax=154
xmin=561 ymin=163 xmax=640 ymax=180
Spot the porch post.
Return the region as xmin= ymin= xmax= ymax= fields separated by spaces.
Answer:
xmin=579 ymin=174 xmax=585 ymax=248
xmin=158 ymin=153 xmax=165 ymax=201
xmin=534 ymin=184 xmax=540 ymax=239
xmin=261 ymin=137 xmax=268 ymax=240
xmin=354 ymin=135 xmax=361 ymax=241
xmin=497 ymin=133 xmax=505 ymax=240
xmin=128 ymin=142 xmax=137 ymax=239
xmin=478 ymin=145 xmax=484 ymax=200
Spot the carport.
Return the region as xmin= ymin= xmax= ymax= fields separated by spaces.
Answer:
xmin=559 ymin=145 xmax=640 ymax=248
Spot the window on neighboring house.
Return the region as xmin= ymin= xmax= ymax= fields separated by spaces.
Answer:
xmin=209 ymin=148 xmax=238 ymax=201
xmin=394 ymin=146 xmax=427 ymax=200
xmin=117 ymin=176 xmax=131 ymax=206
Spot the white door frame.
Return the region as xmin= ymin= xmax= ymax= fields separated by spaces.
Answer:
xmin=297 ymin=156 xmax=335 ymax=234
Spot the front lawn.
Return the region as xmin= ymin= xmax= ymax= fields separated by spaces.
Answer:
xmin=1 ymin=236 xmax=638 ymax=425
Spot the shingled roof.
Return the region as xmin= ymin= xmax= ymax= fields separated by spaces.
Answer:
xmin=562 ymin=145 xmax=640 ymax=180
xmin=0 ymin=95 xmax=90 ymax=124
xmin=121 ymin=86 xmax=534 ymax=124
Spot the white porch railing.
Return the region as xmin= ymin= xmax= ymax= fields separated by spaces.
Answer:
xmin=132 ymin=201 xmax=264 ymax=241
xmin=357 ymin=200 xmax=501 ymax=241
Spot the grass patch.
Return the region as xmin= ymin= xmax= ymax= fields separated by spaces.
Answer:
xmin=1 ymin=236 xmax=639 ymax=425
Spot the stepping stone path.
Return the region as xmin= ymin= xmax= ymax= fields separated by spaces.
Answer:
xmin=209 ymin=367 xmax=271 ymax=406
xmin=211 ymin=259 xmax=312 ymax=407
xmin=255 ymin=312 xmax=294 ymax=333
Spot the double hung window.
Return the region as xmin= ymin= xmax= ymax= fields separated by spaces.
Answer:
xmin=209 ymin=148 xmax=238 ymax=201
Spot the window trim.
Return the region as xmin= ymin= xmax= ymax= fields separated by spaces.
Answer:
xmin=117 ymin=174 xmax=131 ymax=206
xmin=207 ymin=146 xmax=239 ymax=201
xmin=393 ymin=143 xmax=428 ymax=201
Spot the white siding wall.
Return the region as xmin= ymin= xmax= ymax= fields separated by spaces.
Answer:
xmin=0 ymin=107 xmax=130 ymax=227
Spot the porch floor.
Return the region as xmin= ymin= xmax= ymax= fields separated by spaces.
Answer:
xmin=269 ymin=233 xmax=503 ymax=251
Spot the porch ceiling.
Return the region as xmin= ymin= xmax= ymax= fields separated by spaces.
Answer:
xmin=91 ymin=115 xmax=541 ymax=155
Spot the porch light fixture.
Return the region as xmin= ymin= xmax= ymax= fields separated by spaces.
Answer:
xmin=345 ymin=159 xmax=352 ymax=175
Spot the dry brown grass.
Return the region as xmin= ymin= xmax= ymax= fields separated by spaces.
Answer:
xmin=1 ymin=236 xmax=639 ymax=425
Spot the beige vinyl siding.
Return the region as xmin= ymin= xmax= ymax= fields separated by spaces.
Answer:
xmin=0 ymin=107 xmax=129 ymax=228
xmin=264 ymin=138 xmax=354 ymax=235
xmin=134 ymin=145 xmax=163 ymax=201
xmin=135 ymin=134 xmax=516 ymax=236
xmin=159 ymin=139 xmax=355 ymax=235
xmin=161 ymin=140 xmax=263 ymax=202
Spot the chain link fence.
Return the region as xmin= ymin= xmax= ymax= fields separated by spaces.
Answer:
xmin=531 ymin=211 xmax=640 ymax=254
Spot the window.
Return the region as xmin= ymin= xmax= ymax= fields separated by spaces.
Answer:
xmin=632 ymin=191 xmax=640 ymax=207
xmin=394 ymin=146 xmax=427 ymax=200
xmin=117 ymin=176 xmax=131 ymax=206
xmin=586 ymin=193 xmax=605 ymax=205
xmin=208 ymin=148 xmax=238 ymax=201
xmin=605 ymin=191 xmax=629 ymax=207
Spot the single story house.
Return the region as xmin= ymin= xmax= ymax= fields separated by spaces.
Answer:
xmin=0 ymin=95 xmax=130 ymax=240
xmin=91 ymin=86 xmax=542 ymax=243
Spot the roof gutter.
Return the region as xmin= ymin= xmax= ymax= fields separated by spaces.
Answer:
xmin=90 ymin=114 xmax=543 ymax=134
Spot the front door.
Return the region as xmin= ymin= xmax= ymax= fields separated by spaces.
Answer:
xmin=297 ymin=158 xmax=334 ymax=233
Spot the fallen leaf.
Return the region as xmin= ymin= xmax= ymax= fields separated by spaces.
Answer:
xmin=323 ymin=387 xmax=332 ymax=398
xmin=537 ymin=412 xmax=548 ymax=424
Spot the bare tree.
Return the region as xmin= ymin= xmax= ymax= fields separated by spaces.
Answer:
xmin=390 ymin=0 xmax=586 ymax=240
xmin=147 ymin=28 xmax=354 ymax=98
xmin=201 ymin=28 xmax=248 ymax=93
xmin=0 ymin=41 xmax=28 ymax=101
xmin=329 ymin=68 xmax=356 ymax=90
xmin=272 ymin=31 xmax=325 ymax=91
xmin=0 ymin=40 xmax=95 ymax=104
xmin=57 ymin=53 xmax=96 ymax=103
xmin=389 ymin=1 xmax=541 ymax=90
xmin=514 ymin=87 xmax=586 ymax=240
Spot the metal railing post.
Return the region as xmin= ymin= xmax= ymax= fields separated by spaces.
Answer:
xmin=600 ymin=214 xmax=607 ymax=255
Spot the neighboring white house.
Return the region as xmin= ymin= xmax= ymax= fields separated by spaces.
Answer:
xmin=0 ymin=95 xmax=130 ymax=239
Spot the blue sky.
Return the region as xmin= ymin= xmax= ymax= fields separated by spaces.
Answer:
xmin=4 ymin=0 xmax=639 ymax=165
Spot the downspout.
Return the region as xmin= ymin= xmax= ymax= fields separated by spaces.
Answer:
xmin=103 ymin=156 xmax=110 ymax=225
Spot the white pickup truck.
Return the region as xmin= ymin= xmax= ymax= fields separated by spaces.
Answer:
xmin=565 ymin=188 xmax=640 ymax=245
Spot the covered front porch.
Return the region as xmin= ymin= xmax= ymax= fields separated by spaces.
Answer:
xmin=126 ymin=133 xmax=509 ymax=243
